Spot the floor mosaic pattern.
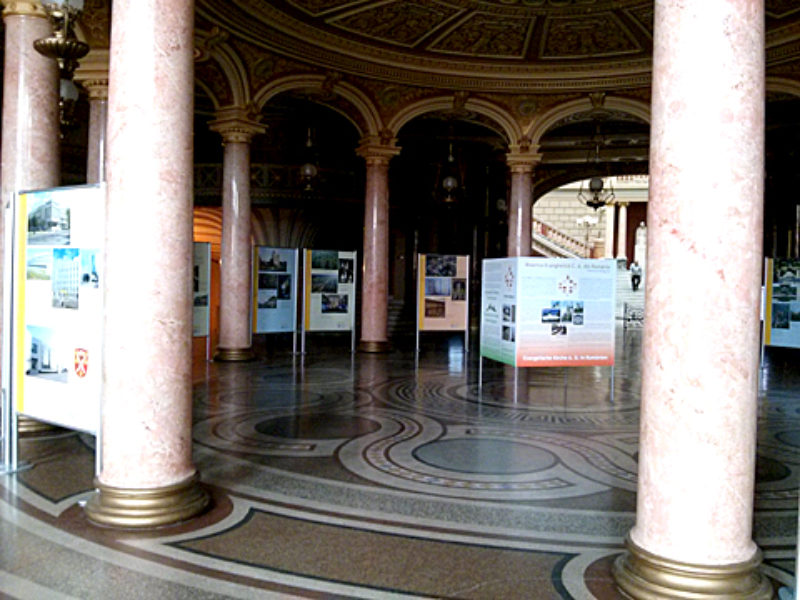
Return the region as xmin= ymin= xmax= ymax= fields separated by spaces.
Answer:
xmin=1 ymin=327 xmax=797 ymax=598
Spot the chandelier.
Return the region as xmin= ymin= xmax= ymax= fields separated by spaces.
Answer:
xmin=33 ymin=1 xmax=89 ymax=131
xmin=441 ymin=143 xmax=460 ymax=202
xmin=577 ymin=127 xmax=615 ymax=211
xmin=33 ymin=1 xmax=89 ymax=79
xmin=300 ymin=128 xmax=319 ymax=191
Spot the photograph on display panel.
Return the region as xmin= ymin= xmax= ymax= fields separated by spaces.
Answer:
xmin=766 ymin=258 xmax=800 ymax=348
xmin=304 ymin=249 xmax=357 ymax=332
xmin=254 ymin=247 xmax=297 ymax=333
xmin=418 ymin=254 xmax=469 ymax=332
xmin=13 ymin=185 xmax=105 ymax=434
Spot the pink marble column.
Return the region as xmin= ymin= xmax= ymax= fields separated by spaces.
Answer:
xmin=603 ymin=203 xmax=615 ymax=258
xmin=75 ymin=49 xmax=110 ymax=183
xmin=505 ymin=151 xmax=540 ymax=257
xmin=85 ymin=0 xmax=208 ymax=528
xmin=2 ymin=1 xmax=61 ymax=435
xmin=616 ymin=201 xmax=628 ymax=261
xmin=209 ymin=108 xmax=265 ymax=361
xmin=614 ymin=1 xmax=771 ymax=598
xmin=357 ymin=138 xmax=399 ymax=353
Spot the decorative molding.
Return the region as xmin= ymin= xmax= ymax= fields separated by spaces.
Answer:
xmin=613 ymin=536 xmax=773 ymax=600
xmin=196 ymin=1 xmax=654 ymax=93
xmin=208 ymin=106 xmax=266 ymax=143
xmin=2 ymin=1 xmax=47 ymax=18
xmin=85 ymin=473 xmax=209 ymax=529
xmin=356 ymin=136 xmax=401 ymax=165
xmin=74 ymin=49 xmax=109 ymax=98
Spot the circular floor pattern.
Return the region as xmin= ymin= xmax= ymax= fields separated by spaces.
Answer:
xmin=414 ymin=438 xmax=558 ymax=474
xmin=256 ymin=415 xmax=381 ymax=439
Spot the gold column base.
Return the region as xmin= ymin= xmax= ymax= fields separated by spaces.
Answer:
xmin=213 ymin=346 xmax=255 ymax=362
xmin=17 ymin=415 xmax=65 ymax=437
xmin=85 ymin=472 xmax=209 ymax=529
xmin=358 ymin=340 xmax=390 ymax=353
xmin=613 ymin=536 xmax=773 ymax=599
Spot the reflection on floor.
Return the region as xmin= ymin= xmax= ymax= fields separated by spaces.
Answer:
xmin=1 ymin=327 xmax=797 ymax=599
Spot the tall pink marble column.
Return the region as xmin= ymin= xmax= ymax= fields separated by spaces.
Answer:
xmin=74 ymin=49 xmax=110 ymax=183
xmin=209 ymin=108 xmax=265 ymax=361
xmin=616 ymin=201 xmax=628 ymax=261
xmin=2 ymin=1 xmax=61 ymax=435
xmin=85 ymin=0 xmax=208 ymax=528
xmin=613 ymin=1 xmax=771 ymax=598
xmin=506 ymin=150 xmax=540 ymax=257
xmin=604 ymin=203 xmax=616 ymax=258
xmin=357 ymin=138 xmax=399 ymax=353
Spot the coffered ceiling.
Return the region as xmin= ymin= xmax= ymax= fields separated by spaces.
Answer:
xmin=196 ymin=0 xmax=800 ymax=92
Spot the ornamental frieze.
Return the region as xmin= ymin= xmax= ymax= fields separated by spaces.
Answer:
xmin=541 ymin=14 xmax=640 ymax=59
xmin=431 ymin=14 xmax=533 ymax=58
xmin=331 ymin=2 xmax=459 ymax=47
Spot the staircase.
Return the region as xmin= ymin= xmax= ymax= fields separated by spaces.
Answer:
xmin=616 ymin=264 xmax=645 ymax=322
xmin=532 ymin=218 xmax=592 ymax=258
xmin=387 ymin=297 xmax=416 ymax=342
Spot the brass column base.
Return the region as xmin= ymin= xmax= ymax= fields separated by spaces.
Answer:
xmin=358 ymin=340 xmax=390 ymax=353
xmin=213 ymin=347 xmax=255 ymax=362
xmin=613 ymin=536 xmax=773 ymax=599
xmin=17 ymin=415 xmax=65 ymax=437
xmin=85 ymin=472 xmax=209 ymax=529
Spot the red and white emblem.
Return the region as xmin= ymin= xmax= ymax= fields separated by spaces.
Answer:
xmin=74 ymin=348 xmax=89 ymax=378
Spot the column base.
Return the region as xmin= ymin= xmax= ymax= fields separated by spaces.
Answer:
xmin=17 ymin=415 xmax=65 ymax=437
xmin=213 ymin=347 xmax=255 ymax=362
xmin=358 ymin=340 xmax=390 ymax=353
xmin=613 ymin=536 xmax=773 ymax=600
xmin=85 ymin=472 xmax=209 ymax=529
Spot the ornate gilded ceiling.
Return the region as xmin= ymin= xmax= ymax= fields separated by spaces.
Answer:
xmin=196 ymin=0 xmax=800 ymax=92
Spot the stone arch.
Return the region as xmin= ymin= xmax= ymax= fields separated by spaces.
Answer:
xmin=386 ymin=95 xmax=522 ymax=145
xmin=766 ymin=76 xmax=800 ymax=98
xmin=194 ymin=28 xmax=250 ymax=110
xmin=527 ymin=95 xmax=651 ymax=148
xmin=252 ymin=74 xmax=383 ymax=139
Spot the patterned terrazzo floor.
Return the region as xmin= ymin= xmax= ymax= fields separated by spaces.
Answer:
xmin=1 ymin=326 xmax=797 ymax=599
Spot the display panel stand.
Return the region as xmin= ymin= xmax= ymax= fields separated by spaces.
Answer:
xmin=6 ymin=186 xmax=105 ymax=475
xmin=1 ymin=197 xmax=14 ymax=474
xmin=300 ymin=250 xmax=357 ymax=356
xmin=254 ymin=247 xmax=300 ymax=354
xmin=415 ymin=254 xmax=470 ymax=354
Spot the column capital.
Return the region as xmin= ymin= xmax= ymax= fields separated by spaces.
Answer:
xmin=209 ymin=106 xmax=266 ymax=144
xmin=357 ymin=136 xmax=401 ymax=165
xmin=74 ymin=49 xmax=110 ymax=99
xmin=2 ymin=1 xmax=47 ymax=18
xmin=505 ymin=150 xmax=542 ymax=174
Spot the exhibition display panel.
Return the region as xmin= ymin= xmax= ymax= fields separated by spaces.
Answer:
xmin=480 ymin=257 xmax=617 ymax=368
xmin=192 ymin=242 xmax=211 ymax=338
xmin=301 ymin=249 xmax=357 ymax=353
xmin=416 ymin=253 xmax=469 ymax=351
xmin=764 ymin=258 xmax=800 ymax=349
xmin=2 ymin=185 xmax=106 ymax=473
xmin=253 ymin=246 xmax=299 ymax=352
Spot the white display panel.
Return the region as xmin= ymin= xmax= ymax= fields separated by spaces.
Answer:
xmin=192 ymin=242 xmax=211 ymax=337
xmin=417 ymin=254 xmax=469 ymax=332
xmin=11 ymin=185 xmax=105 ymax=434
xmin=481 ymin=257 xmax=616 ymax=367
xmin=764 ymin=258 xmax=800 ymax=349
xmin=254 ymin=247 xmax=297 ymax=334
xmin=303 ymin=249 xmax=357 ymax=332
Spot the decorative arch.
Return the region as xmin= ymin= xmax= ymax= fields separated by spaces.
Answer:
xmin=194 ymin=28 xmax=250 ymax=109
xmin=766 ymin=76 xmax=800 ymax=98
xmin=252 ymin=74 xmax=383 ymax=138
xmin=527 ymin=95 xmax=651 ymax=148
xmin=195 ymin=79 xmax=222 ymax=111
xmin=386 ymin=96 xmax=522 ymax=145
